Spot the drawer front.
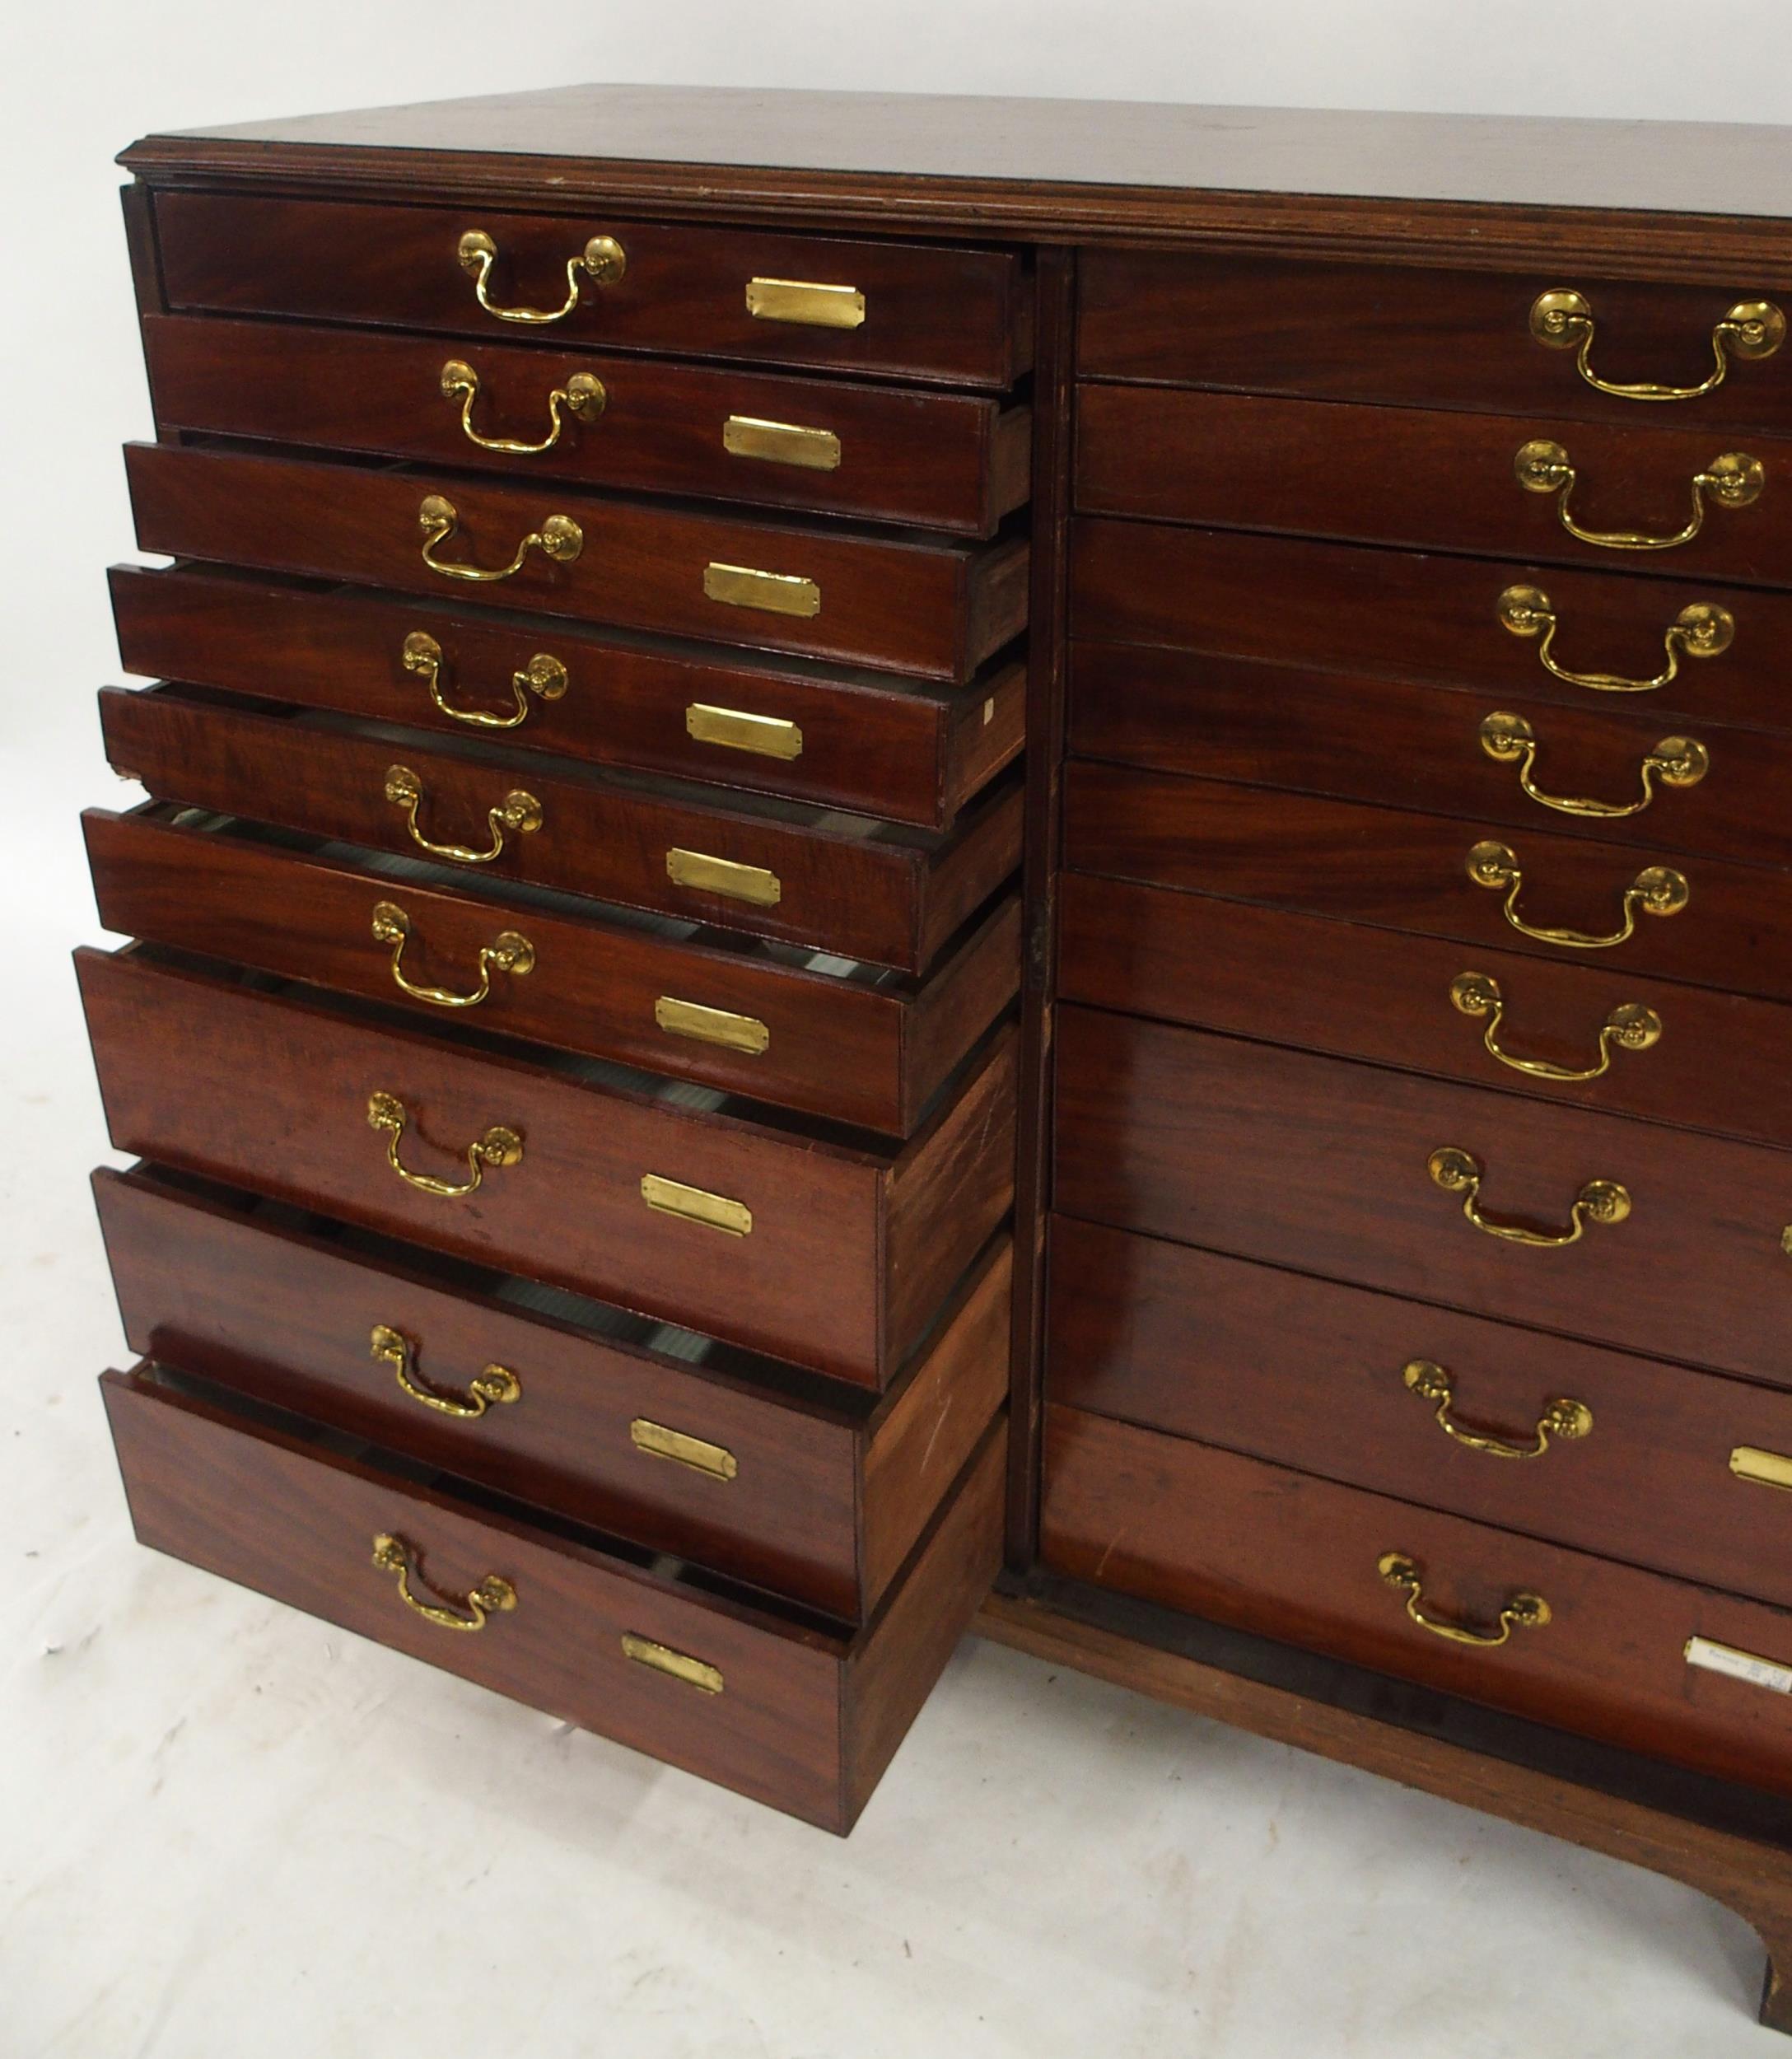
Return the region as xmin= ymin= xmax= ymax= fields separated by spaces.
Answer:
xmin=100 ymin=686 xmax=1024 ymax=976
xmin=1065 ymin=762 xmax=1792 ymax=1009
xmin=142 ymin=315 xmax=1031 ymax=536
xmin=78 ymin=945 xmax=1018 ymax=1387
xmin=1071 ymin=641 xmax=1790 ymax=874
xmin=1073 ymin=522 xmax=1792 ymax=737
xmin=124 ymin=444 xmax=1029 ymax=682
xmin=1058 ymin=872 xmax=1792 ymax=1153
xmin=1049 ymin=1216 xmax=1792 ymax=1613
xmin=1078 ymin=385 xmax=1792 ymax=586
xmin=84 ymin=806 xmax=1020 ymax=1137
xmin=1043 ymin=1406 xmax=1792 ymax=1800
xmin=110 ymin=567 xmax=1027 ymax=831
xmin=1054 ymin=1003 xmax=1792 ymax=1389
xmin=1080 ymin=251 xmax=1792 ymax=436
xmin=152 ymin=192 xmax=1033 ymax=390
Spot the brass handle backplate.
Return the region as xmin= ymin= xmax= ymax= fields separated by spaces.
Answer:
xmin=1529 ymin=290 xmax=1785 ymax=402
xmin=1427 ymin=1145 xmax=1631 ymax=1248
xmin=372 ymin=1532 xmax=516 ymax=1631
xmin=371 ymin=900 xmax=534 ymax=1009
xmin=384 ymin=763 xmax=543 ymax=865
xmin=1449 ymin=970 xmax=1661 ymax=1082
xmin=418 ymin=493 xmax=584 ymax=582
xmin=1496 ymin=583 xmax=1735 ymax=694
xmin=1378 ymin=1551 xmax=1552 ymax=1647
xmin=370 ymin=1324 xmax=521 ymax=1418
xmin=1466 ymin=839 xmax=1689 ymax=950
xmin=440 ymin=357 xmax=607 ymax=454
xmin=402 ymin=631 xmax=568 ymax=731
xmin=1477 ymin=710 xmax=1708 ymax=818
xmin=1402 ymin=1358 xmax=1593 ymax=1459
xmin=366 ymin=1090 xmax=523 ymax=1199
xmin=457 ymin=227 xmax=625 ymax=323
xmin=1514 ymin=438 xmax=1764 ymax=551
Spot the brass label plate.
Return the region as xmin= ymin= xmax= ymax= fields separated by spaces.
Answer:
xmin=1731 ymin=1445 xmax=1792 ymax=1492
xmin=722 ymin=414 xmax=843 ymax=471
xmin=654 ymin=995 xmax=772 ymax=1055
xmin=702 ymin=561 xmax=822 ymax=619
xmin=621 ymin=1632 xmax=725 ymax=1694
xmin=640 ymin=1173 xmax=754 ymax=1237
xmin=665 ymin=847 xmax=782 ymax=907
xmin=1685 ymin=1636 xmax=1792 ymax=1695
xmin=744 ymin=277 xmax=866 ymax=329
xmin=630 ymin=1417 xmax=740 ymax=1481
xmin=685 ymin=703 xmax=805 ymax=761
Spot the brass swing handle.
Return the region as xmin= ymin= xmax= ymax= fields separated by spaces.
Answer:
xmin=1496 ymin=583 xmax=1735 ymax=695
xmin=370 ymin=899 xmax=535 ymax=1010
xmin=383 ymin=764 xmax=542 ymax=866
xmin=1529 ymin=290 xmax=1785 ymax=403
xmin=402 ymin=631 xmax=568 ymax=731
xmin=1448 ymin=970 xmax=1661 ymax=1082
xmin=1477 ymin=710 xmax=1709 ymax=819
xmin=372 ymin=1532 xmax=516 ymax=1631
xmin=1514 ymin=439 xmax=1764 ymax=551
xmin=1401 ymin=1358 xmax=1593 ymax=1460
xmin=1466 ymin=839 xmax=1689 ymax=950
xmin=439 ymin=357 xmax=607 ymax=454
xmin=1427 ymin=1145 xmax=1631 ymax=1248
xmin=457 ymin=227 xmax=626 ymax=324
xmin=418 ymin=493 xmax=584 ymax=583
xmin=1377 ymin=1552 xmax=1552 ymax=1647
xmin=366 ymin=1090 xmax=523 ymax=1200
xmin=370 ymin=1324 xmax=521 ymax=1418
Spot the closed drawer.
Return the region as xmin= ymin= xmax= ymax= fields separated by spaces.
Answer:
xmin=1078 ymin=385 xmax=1792 ymax=586
xmin=142 ymin=315 xmax=1032 ymax=536
xmin=110 ymin=566 xmax=1025 ymax=833
xmin=84 ymin=805 xmax=1019 ymax=1137
xmin=1073 ymin=523 xmax=1792 ymax=738
xmin=1071 ymin=641 xmax=1792 ymax=874
xmin=1080 ymin=251 xmax=1792 ymax=437
xmin=1041 ymin=1405 xmax=1792 ymax=1801
xmin=152 ymin=192 xmax=1033 ymax=390
xmin=96 ymin=1166 xmax=1011 ymax=1621
xmin=1065 ymin=761 xmax=1792 ymax=1009
xmin=124 ymin=444 xmax=1029 ymax=682
xmin=77 ymin=946 xmax=1018 ymax=1389
xmin=101 ymin=686 xmax=1023 ymax=976
xmin=104 ymin=1360 xmax=1005 ymax=1832
xmin=1054 ymin=1003 xmax=1792 ymax=1390
xmin=1050 ymin=1216 xmax=1792 ymax=1613
xmin=1059 ymin=872 xmax=1792 ymax=1154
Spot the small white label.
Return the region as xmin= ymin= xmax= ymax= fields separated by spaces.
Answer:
xmin=1685 ymin=1636 xmax=1792 ymax=1695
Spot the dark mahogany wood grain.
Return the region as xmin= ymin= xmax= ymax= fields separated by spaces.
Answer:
xmin=1078 ymin=385 xmax=1792 ymax=587
xmin=1048 ymin=1216 xmax=1792 ymax=1612
xmin=1041 ymin=1405 xmax=1792 ymax=1801
xmin=124 ymin=443 xmax=1028 ymax=682
xmin=78 ymin=945 xmax=1017 ymax=1388
xmin=109 ymin=566 xmax=1024 ymax=832
xmin=100 ymin=685 xmax=1022 ymax=976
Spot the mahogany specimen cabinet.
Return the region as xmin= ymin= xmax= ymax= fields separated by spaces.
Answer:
xmin=82 ymin=82 xmax=1792 ymax=2033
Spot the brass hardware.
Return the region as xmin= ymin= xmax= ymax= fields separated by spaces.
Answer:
xmin=369 ymin=1324 xmax=521 ymax=1418
xmin=371 ymin=1532 xmax=516 ymax=1631
xmin=654 ymin=995 xmax=770 ymax=1056
xmin=439 ymin=357 xmax=607 ymax=454
xmin=1466 ymin=839 xmax=1689 ymax=950
xmin=1427 ymin=1146 xmax=1631 ymax=1248
xmin=1514 ymin=438 xmax=1764 ymax=551
xmin=418 ymin=493 xmax=584 ymax=582
xmin=684 ymin=703 xmax=804 ymax=761
xmin=1686 ymin=1636 xmax=1792 ymax=1694
xmin=402 ymin=630 xmax=569 ymax=731
xmin=1731 ymin=1446 xmax=1792 ymax=1492
xmin=630 ymin=1418 xmax=739 ymax=1481
xmin=1449 ymin=971 xmax=1661 ymax=1082
xmin=1528 ymin=289 xmax=1785 ymax=402
xmin=1401 ymin=1358 xmax=1593 ymax=1459
xmin=1496 ymin=583 xmax=1735 ymax=694
xmin=721 ymin=414 xmax=844 ymax=470
xmin=1477 ymin=710 xmax=1709 ymax=818
xmin=366 ymin=1091 xmax=523 ymax=1200
xmin=370 ymin=900 xmax=534 ymax=1010
xmin=383 ymin=764 xmax=543 ymax=866
xmin=640 ymin=1174 xmax=753 ymax=1236
xmin=665 ymin=847 xmax=782 ymax=907
xmin=1377 ymin=1552 xmax=1552 ymax=1647
xmin=457 ymin=227 xmax=625 ymax=324
xmin=620 ymin=1632 xmax=725 ymax=1693
xmin=744 ymin=277 xmax=866 ymax=329
xmin=702 ymin=562 xmax=822 ymax=618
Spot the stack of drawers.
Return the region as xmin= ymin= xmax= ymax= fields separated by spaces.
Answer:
xmin=81 ymin=186 xmax=1033 ymax=1830
xmin=1043 ymin=250 xmax=1792 ymax=1795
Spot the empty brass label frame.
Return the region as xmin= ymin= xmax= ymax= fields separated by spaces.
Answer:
xmin=665 ymin=847 xmax=783 ymax=907
xmin=722 ymin=414 xmax=843 ymax=470
xmin=621 ymin=1632 xmax=725 ymax=1694
xmin=630 ymin=1418 xmax=740 ymax=1481
xmin=654 ymin=996 xmax=771 ymax=1055
xmin=684 ymin=703 xmax=805 ymax=761
xmin=702 ymin=561 xmax=823 ymax=619
xmin=744 ymin=277 xmax=866 ymax=329
xmin=640 ymin=1174 xmax=754 ymax=1237
xmin=1731 ymin=1445 xmax=1792 ymax=1492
